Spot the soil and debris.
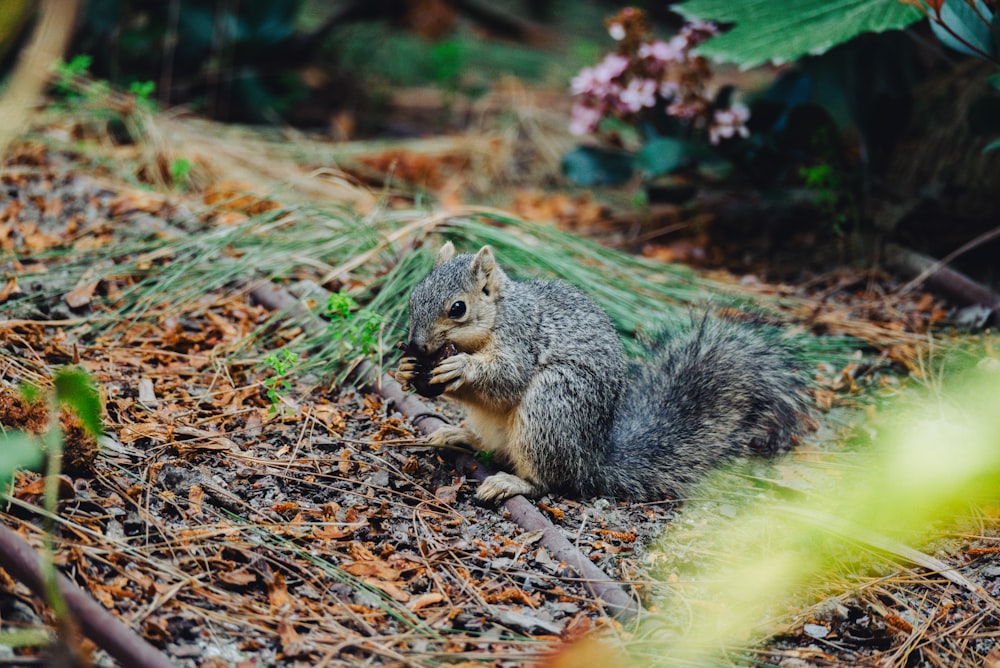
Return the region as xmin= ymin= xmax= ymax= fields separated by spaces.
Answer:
xmin=0 ymin=107 xmax=998 ymax=667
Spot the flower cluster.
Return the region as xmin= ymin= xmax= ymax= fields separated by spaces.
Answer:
xmin=570 ymin=8 xmax=749 ymax=146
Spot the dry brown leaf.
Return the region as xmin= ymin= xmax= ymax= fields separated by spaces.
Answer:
xmin=118 ymin=422 xmax=173 ymax=445
xmin=204 ymin=181 xmax=279 ymax=215
xmin=63 ymin=276 xmax=99 ymax=308
xmin=487 ymin=587 xmax=540 ymax=608
xmin=17 ymin=474 xmax=74 ymax=499
xmin=344 ymin=560 xmax=401 ymax=581
xmin=109 ymin=190 xmax=168 ymax=216
xmin=435 ymin=478 xmax=464 ymax=503
xmin=187 ymin=484 xmax=204 ymax=518
xmin=172 ymin=425 xmax=240 ymax=453
xmin=20 ymin=222 xmax=62 ymax=251
xmin=276 ymin=618 xmax=309 ymax=657
xmin=0 ymin=277 xmax=21 ymax=303
xmin=217 ymin=568 xmax=258 ymax=587
xmin=407 ymin=592 xmax=445 ymax=611
xmin=361 ymin=577 xmax=410 ymax=603
xmin=596 ymin=529 xmax=637 ymax=543
xmin=314 ymin=404 xmax=346 ymax=434
xmin=267 ymin=572 xmax=291 ymax=613
xmin=338 ymin=448 xmax=352 ymax=474
xmin=537 ymin=501 xmax=565 ymax=522
xmin=312 ymin=524 xmax=357 ymax=540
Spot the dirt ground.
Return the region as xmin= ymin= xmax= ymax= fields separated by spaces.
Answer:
xmin=1 ymin=108 xmax=999 ymax=667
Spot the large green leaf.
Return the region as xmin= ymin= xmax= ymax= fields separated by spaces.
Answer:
xmin=677 ymin=0 xmax=924 ymax=69
xmin=930 ymin=0 xmax=996 ymax=60
xmin=636 ymin=137 xmax=688 ymax=176
xmin=561 ymin=146 xmax=635 ymax=186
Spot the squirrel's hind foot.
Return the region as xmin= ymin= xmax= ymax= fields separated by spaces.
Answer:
xmin=476 ymin=472 xmax=542 ymax=503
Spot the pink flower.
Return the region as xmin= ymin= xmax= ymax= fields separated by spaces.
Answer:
xmin=570 ymin=67 xmax=597 ymax=95
xmin=618 ymin=78 xmax=657 ymax=112
xmin=667 ymin=98 xmax=699 ymax=120
xmin=659 ymin=81 xmax=679 ymax=100
xmin=569 ymin=104 xmax=603 ymax=135
xmin=593 ymin=53 xmax=629 ymax=84
xmin=708 ymin=103 xmax=751 ymax=144
xmin=678 ymin=21 xmax=719 ymax=52
xmin=667 ymin=34 xmax=690 ymax=62
xmin=639 ymin=39 xmax=682 ymax=64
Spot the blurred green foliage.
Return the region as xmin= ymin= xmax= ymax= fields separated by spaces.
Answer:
xmin=74 ymin=0 xmax=308 ymax=121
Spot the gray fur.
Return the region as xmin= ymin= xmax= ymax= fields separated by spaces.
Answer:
xmin=403 ymin=248 xmax=811 ymax=501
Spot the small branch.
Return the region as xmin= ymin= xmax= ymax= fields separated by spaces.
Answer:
xmin=0 ymin=524 xmax=175 ymax=668
xmin=886 ymin=243 xmax=1000 ymax=320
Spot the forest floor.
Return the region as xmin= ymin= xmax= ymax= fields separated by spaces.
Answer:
xmin=1 ymin=86 xmax=999 ymax=668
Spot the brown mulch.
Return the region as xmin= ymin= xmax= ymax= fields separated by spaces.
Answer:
xmin=1 ymin=111 xmax=998 ymax=668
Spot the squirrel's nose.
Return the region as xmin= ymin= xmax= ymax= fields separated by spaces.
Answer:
xmin=406 ymin=337 xmax=429 ymax=357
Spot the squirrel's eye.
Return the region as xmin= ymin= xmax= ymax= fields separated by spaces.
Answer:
xmin=448 ymin=301 xmax=466 ymax=319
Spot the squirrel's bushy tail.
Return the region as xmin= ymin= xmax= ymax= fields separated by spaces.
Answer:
xmin=599 ymin=315 xmax=812 ymax=500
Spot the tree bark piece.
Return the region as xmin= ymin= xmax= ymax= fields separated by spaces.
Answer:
xmin=886 ymin=243 xmax=1000 ymax=320
xmin=249 ymin=281 xmax=642 ymax=621
xmin=0 ymin=524 xmax=175 ymax=668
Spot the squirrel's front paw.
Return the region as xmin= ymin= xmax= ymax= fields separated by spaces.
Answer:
xmin=429 ymin=352 xmax=471 ymax=392
xmin=476 ymin=472 xmax=539 ymax=503
xmin=395 ymin=355 xmax=419 ymax=391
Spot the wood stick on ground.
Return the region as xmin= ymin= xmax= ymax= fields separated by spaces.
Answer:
xmin=0 ymin=523 xmax=175 ymax=668
xmin=886 ymin=243 xmax=1000 ymax=319
xmin=249 ymin=281 xmax=642 ymax=621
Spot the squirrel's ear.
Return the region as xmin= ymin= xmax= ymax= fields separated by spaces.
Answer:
xmin=471 ymin=246 xmax=496 ymax=273
xmin=435 ymin=241 xmax=456 ymax=267
xmin=471 ymin=246 xmax=500 ymax=296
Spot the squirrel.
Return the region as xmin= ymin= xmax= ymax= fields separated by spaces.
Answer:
xmin=396 ymin=242 xmax=812 ymax=503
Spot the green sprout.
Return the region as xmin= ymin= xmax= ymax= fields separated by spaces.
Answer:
xmin=264 ymin=348 xmax=299 ymax=412
xmin=474 ymin=449 xmax=496 ymax=468
xmin=325 ymin=292 xmax=384 ymax=357
xmin=127 ymin=80 xmax=156 ymax=103
xmin=169 ymin=158 xmax=192 ymax=187
xmin=52 ymin=54 xmax=93 ymax=101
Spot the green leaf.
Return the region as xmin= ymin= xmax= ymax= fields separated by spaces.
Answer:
xmin=677 ymin=0 xmax=923 ymax=69
xmin=636 ymin=137 xmax=688 ymax=176
xmin=170 ymin=158 xmax=192 ymax=184
xmin=930 ymin=0 xmax=996 ymax=60
xmin=0 ymin=432 xmax=44 ymax=484
xmin=561 ymin=146 xmax=634 ymax=186
xmin=983 ymin=137 xmax=1000 ymax=153
xmin=53 ymin=368 xmax=102 ymax=437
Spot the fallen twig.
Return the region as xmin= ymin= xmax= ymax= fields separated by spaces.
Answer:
xmin=0 ymin=523 xmax=175 ymax=668
xmin=886 ymin=243 xmax=1000 ymax=320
